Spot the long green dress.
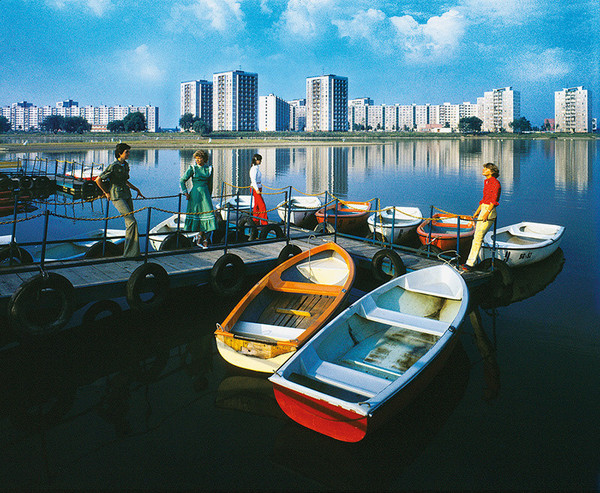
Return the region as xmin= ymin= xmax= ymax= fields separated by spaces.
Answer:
xmin=180 ymin=163 xmax=217 ymax=233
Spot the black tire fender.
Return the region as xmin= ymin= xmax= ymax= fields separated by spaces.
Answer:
xmin=476 ymin=258 xmax=514 ymax=287
xmin=159 ymin=231 xmax=193 ymax=251
xmin=210 ymin=253 xmax=246 ymax=297
xmin=0 ymin=173 xmax=12 ymax=191
xmin=126 ymin=263 xmax=170 ymax=312
xmin=259 ymin=224 xmax=284 ymax=240
xmin=237 ymin=216 xmax=259 ymax=241
xmin=32 ymin=175 xmax=51 ymax=190
xmin=277 ymin=244 xmax=302 ymax=265
xmin=18 ymin=175 xmax=33 ymax=190
xmin=371 ymin=248 xmax=406 ymax=283
xmin=313 ymin=222 xmax=335 ymax=234
xmin=8 ymin=272 xmax=75 ymax=338
xmin=0 ymin=242 xmax=34 ymax=267
xmin=82 ymin=299 xmax=122 ymax=325
xmin=84 ymin=240 xmax=123 ymax=258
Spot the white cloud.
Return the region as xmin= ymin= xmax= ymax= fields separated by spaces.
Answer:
xmin=279 ymin=0 xmax=338 ymax=39
xmin=458 ymin=0 xmax=543 ymax=25
xmin=332 ymin=7 xmax=467 ymax=62
xmin=120 ymin=44 xmax=165 ymax=82
xmin=169 ymin=0 xmax=245 ymax=34
xmin=45 ymin=0 xmax=112 ymax=16
xmin=509 ymin=48 xmax=573 ymax=82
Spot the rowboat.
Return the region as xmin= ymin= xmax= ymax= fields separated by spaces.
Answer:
xmin=213 ymin=195 xmax=253 ymax=222
xmin=27 ymin=229 xmax=126 ymax=261
xmin=315 ymin=201 xmax=371 ymax=234
xmin=276 ymin=196 xmax=322 ymax=226
xmin=62 ymin=166 xmax=104 ymax=180
xmin=417 ymin=213 xmax=475 ymax=253
xmin=148 ymin=213 xmax=196 ymax=251
xmin=367 ymin=206 xmax=423 ymax=243
xmin=214 ymin=242 xmax=356 ymax=373
xmin=479 ymin=222 xmax=565 ymax=267
xmin=269 ymin=264 xmax=469 ymax=442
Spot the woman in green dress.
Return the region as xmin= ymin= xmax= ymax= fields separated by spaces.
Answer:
xmin=180 ymin=149 xmax=217 ymax=247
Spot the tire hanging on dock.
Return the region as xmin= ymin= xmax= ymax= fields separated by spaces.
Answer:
xmin=277 ymin=244 xmax=302 ymax=265
xmin=259 ymin=224 xmax=284 ymax=240
xmin=84 ymin=240 xmax=123 ymax=258
xmin=371 ymin=248 xmax=406 ymax=283
xmin=126 ymin=263 xmax=170 ymax=312
xmin=159 ymin=232 xmax=193 ymax=251
xmin=210 ymin=253 xmax=245 ymax=297
xmin=8 ymin=272 xmax=75 ymax=338
xmin=0 ymin=242 xmax=34 ymax=267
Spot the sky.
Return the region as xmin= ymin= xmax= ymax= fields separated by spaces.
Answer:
xmin=1 ymin=0 xmax=598 ymax=128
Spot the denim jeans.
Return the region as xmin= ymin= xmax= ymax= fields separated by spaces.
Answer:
xmin=112 ymin=198 xmax=140 ymax=258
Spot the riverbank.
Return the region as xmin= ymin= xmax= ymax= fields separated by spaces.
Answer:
xmin=0 ymin=131 xmax=597 ymax=153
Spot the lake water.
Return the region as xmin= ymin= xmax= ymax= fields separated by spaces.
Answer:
xmin=0 ymin=138 xmax=599 ymax=490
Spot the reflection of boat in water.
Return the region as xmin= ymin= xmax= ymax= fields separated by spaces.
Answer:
xmin=271 ymin=341 xmax=470 ymax=490
xmin=478 ymin=248 xmax=565 ymax=309
xmin=480 ymin=222 xmax=565 ymax=267
xmin=216 ymin=375 xmax=286 ymax=419
xmin=469 ymin=307 xmax=500 ymax=402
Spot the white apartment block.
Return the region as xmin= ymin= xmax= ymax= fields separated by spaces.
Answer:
xmin=213 ymin=70 xmax=258 ymax=131
xmin=482 ymin=87 xmax=520 ymax=132
xmin=306 ymin=74 xmax=348 ymax=132
xmin=288 ymin=99 xmax=306 ymax=132
xmin=259 ymin=94 xmax=290 ymax=131
xmin=366 ymin=105 xmax=384 ymax=130
xmin=398 ymin=105 xmax=415 ymax=130
xmin=2 ymin=100 xmax=159 ymax=132
xmin=384 ymin=105 xmax=398 ymax=131
xmin=180 ymin=79 xmax=213 ymax=127
xmin=434 ymin=103 xmax=460 ymax=129
xmin=414 ymin=104 xmax=430 ymax=130
xmin=348 ymin=98 xmax=372 ymax=131
xmin=555 ymin=86 xmax=592 ymax=133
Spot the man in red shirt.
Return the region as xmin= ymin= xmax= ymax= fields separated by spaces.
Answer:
xmin=463 ymin=162 xmax=501 ymax=270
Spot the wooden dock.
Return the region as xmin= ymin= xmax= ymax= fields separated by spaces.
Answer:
xmin=0 ymin=230 xmax=490 ymax=315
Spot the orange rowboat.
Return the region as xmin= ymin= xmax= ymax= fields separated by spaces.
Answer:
xmin=214 ymin=242 xmax=356 ymax=373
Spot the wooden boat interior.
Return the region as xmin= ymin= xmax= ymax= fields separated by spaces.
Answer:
xmin=282 ymin=277 xmax=464 ymax=402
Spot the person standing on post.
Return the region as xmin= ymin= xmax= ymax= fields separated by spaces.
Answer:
xmin=249 ymin=153 xmax=267 ymax=225
xmin=462 ymin=162 xmax=501 ymax=271
xmin=95 ymin=143 xmax=145 ymax=258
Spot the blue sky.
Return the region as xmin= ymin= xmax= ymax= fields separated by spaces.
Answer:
xmin=1 ymin=0 xmax=598 ymax=128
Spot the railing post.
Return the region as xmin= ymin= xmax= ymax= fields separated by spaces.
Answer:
xmin=456 ymin=215 xmax=461 ymax=267
xmin=177 ymin=192 xmax=183 ymax=233
xmin=323 ymin=191 xmax=328 ymax=236
xmin=390 ymin=206 xmax=396 ymax=248
xmin=285 ymin=187 xmax=291 ymax=243
xmin=491 ymin=216 xmax=498 ymax=272
xmin=40 ymin=209 xmax=50 ymax=271
xmin=427 ymin=205 xmax=434 ymax=256
xmin=334 ymin=198 xmax=339 ymax=243
xmin=144 ymin=207 xmax=151 ymax=262
xmin=373 ymin=198 xmax=380 ymax=245
xmin=102 ymin=195 xmax=110 ymax=256
xmin=224 ymin=204 xmax=230 ymax=255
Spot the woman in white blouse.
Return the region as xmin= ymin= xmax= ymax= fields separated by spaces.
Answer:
xmin=249 ymin=153 xmax=267 ymax=225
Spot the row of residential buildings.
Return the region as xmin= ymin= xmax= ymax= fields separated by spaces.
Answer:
xmin=1 ymin=100 xmax=159 ymax=132
xmin=182 ymin=71 xmax=594 ymax=133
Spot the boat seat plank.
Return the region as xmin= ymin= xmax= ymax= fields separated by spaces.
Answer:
xmin=360 ymin=305 xmax=449 ymax=336
xmin=233 ymin=320 xmax=304 ymax=342
xmin=258 ymin=291 xmax=333 ymax=329
xmin=311 ymin=360 xmax=390 ymax=396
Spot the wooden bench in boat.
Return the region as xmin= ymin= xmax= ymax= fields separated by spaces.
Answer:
xmin=257 ymin=291 xmax=334 ymax=330
xmin=358 ymin=301 xmax=449 ymax=336
xmin=232 ymin=320 xmax=305 ymax=343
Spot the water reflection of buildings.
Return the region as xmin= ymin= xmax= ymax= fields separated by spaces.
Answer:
xmin=554 ymin=139 xmax=593 ymax=191
xmin=12 ymin=149 xmax=160 ymax=168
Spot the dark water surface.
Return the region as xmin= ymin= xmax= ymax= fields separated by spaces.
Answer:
xmin=0 ymin=139 xmax=598 ymax=491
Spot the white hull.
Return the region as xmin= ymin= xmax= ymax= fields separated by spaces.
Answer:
xmin=367 ymin=207 xmax=422 ymax=243
xmin=213 ymin=195 xmax=252 ymax=222
xmin=276 ymin=196 xmax=322 ymax=225
xmin=149 ymin=213 xmax=195 ymax=251
xmin=28 ymin=229 xmax=126 ymax=261
xmin=216 ymin=339 xmax=293 ymax=373
xmin=480 ymin=222 xmax=565 ymax=267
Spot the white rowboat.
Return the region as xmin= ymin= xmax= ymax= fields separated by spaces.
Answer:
xmin=367 ymin=206 xmax=422 ymax=243
xmin=269 ymin=264 xmax=469 ymax=442
xmin=479 ymin=221 xmax=565 ymax=267
xmin=276 ymin=196 xmax=322 ymax=226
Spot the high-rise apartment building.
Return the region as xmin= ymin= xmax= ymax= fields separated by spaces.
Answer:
xmin=306 ymin=74 xmax=348 ymax=132
xmin=482 ymin=87 xmax=520 ymax=132
xmin=213 ymin=70 xmax=258 ymax=131
xmin=180 ymin=79 xmax=213 ymax=127
xmin=555 ymin=86 xmax=592 ymax=133
xmin=348 ymin=98 xmax=373 ymax=131
xmin=288 ymin=99 xmax=306 ymax=132
xmin=259 ymin=94 xmax=290 ymax=131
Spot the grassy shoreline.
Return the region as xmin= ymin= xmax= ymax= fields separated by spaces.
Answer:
xmin=0 ymin=131 xmax=597 ymax=153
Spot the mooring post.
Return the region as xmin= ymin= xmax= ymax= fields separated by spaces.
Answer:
xmin=427 ymin=205 xmax=434 ymax=256
xmin=456 ymin=215 xmax=461 ymax=267
xmin=40 ymin=209 xmax=50 ymax=271
xmin=145 ymin=207 xmax=151 ymax=262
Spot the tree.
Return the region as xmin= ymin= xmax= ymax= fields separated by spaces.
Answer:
xmin=64 ymin=116 xmax=91 ymax=133
xmin=41 ymin=114 xmax=66 ymax=133
xmin=458 ymin=116 xmax=483 ymax=133
xmin=179 ymin=113 xmax=195 ymax=131
xmin=123 ymin=112 xmax=147 ymax=132
xmin=107 ymin=120 xmax=125 ymax=132
xmin=509 ymin=117 xmax=532 ymax=133
xmin=0 ymin=116 xmax=10 ymax=133
xmin=192 ymin=118 xmax=211 ymax=135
